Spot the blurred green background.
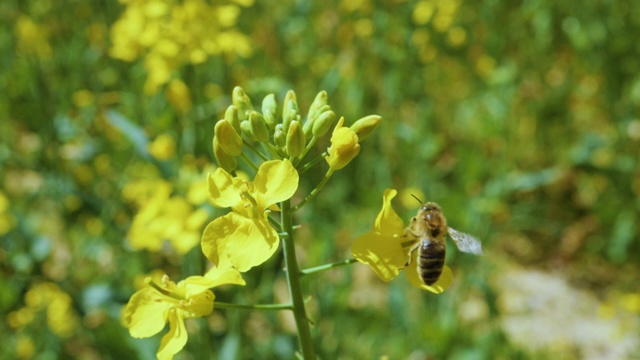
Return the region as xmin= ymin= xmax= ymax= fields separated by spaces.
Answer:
xmin=1 ymin=0 xmax=639 ymax=359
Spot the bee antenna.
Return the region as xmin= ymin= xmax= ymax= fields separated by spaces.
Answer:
xmin=410 ymin=194 xmax=424 ymax=205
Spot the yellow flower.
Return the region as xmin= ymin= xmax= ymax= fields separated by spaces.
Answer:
xmin=201 ymin=159 xmax=298 ymax=271
xmin=124 ymin=267 xmax=245 ymax=360
xmin=351 ymin=189 xmax=452 ymax=294
xmin=326 ymin=117 xmax=360 ymax=170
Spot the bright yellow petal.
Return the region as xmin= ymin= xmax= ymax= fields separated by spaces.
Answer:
xmin=183 ymin=267 xmax=246 ymax=295
xmin=201 ymin=214 xmax=234 ymax=268
xmin=208 ymin=169 xmax=240 ymax=208
xmin=351 ymin=232 xmax=407 ymax=282
xmin=253 ymin=159 xmax=299 ymax=207
xmin=225 ymin=217 xmax=279 ymax=272
xmin=375 ymin=188 xmax=405 ymax=236
xmin=125 ymin=288 xmax=170 ymax=338
xmin=157 ymin=309 xmax=188 ymax=360
xmin=406 ymin=264 xmax=453 ymax=294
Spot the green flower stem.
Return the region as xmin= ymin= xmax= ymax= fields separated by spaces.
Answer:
xmin=242 ymin=140 xmax=269 ymax=161
xmin=280 ymin=199 xmax=316 ymax=359
xmin=214 ymin=302 xmax=293 ymax=311
xmin=297 ymin=151 xmax=328 ymax=175
xmin=291 ymin=169 xmax=333 ymax=212
xmin=299 ymin=258 xmax=358 ymax=277
xmin=239 ymin=153 xmax=259 ymax=172
xmin=294 ymin=136 xmax=318 ymax=166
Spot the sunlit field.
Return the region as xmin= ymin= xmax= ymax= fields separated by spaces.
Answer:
xmin=2 ymin=1 xmax=639 ymax=359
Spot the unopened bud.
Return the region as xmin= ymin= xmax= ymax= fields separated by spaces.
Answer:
xmin=214 ymin=119 xmax=243 ymax=156
xmin=240 ymin=120 xmax=256 ymax=142
xmin=262 ymin=94 xmax=278 ymax=131
xmin=274 ymin=124 xmax=286 ymax=149
xmin=224 ymin=105 xmax=241 ymax=134
xmin=307 ymin=91 xmax=328 ymax=125
xmin=282 ymin=98 xmax=298 ymax=132
xmin=213 ymin=137 xmax=237 ymax=172
xmin=286 ymin=120 xmax=305 ymax=157
xmin=232 ymin=86 xmax=254 ymax=121
xmin=249 ymin=111 xmax=270 ymax=142
xmin=303 ymin=104 xmax=331 ymax=138
xmin=350 ymin=115 xmax=382 ymax=141
xmin=312 ymin=110 xmax=336 ymax=137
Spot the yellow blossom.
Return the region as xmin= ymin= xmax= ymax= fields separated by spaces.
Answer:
xmin=148 ymin=134 xmax=176 ymax=160
xmin=352 ymin=189 xmax=452 ymax=294
xmin=124 ymin=267 xmax=245 ymax=360
xmin=326 ymin=117 xmax=360 ymax=170
xmin=125 ymin=180 xmax=208 ymax=254
xmin=201 ymin=159 xmax=299 ymax=271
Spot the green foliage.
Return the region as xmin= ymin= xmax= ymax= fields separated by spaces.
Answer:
xmin=1 ymin=0 xmax=639 ymax=359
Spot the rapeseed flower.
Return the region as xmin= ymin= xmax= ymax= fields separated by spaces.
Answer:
xmin=201 ymin=159 xmax=298 ymax=272
xmin=351 ymin=189 xmax=452 ymax=294
xmin=124 ymin=267 xmax=244 ymax=360
xmin=326 ymin=117 xmax=360 ymax=170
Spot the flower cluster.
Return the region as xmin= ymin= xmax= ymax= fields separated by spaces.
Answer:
xmin=205 ymin=86 xmax=381 ymax=269
xmin=124 ymin=86 xmax=382 ymax=359
xmin=109 ymin=0 xmax=253 ymax=95
xmin=7 ymin=282 xmax=80 ymax=338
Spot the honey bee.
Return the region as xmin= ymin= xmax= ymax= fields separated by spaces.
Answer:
xmin=405 ymin=196 xmax=483 ymax=285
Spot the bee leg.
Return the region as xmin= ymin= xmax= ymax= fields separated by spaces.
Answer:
xmin=404 ymin=241 xmax=421 ymax=268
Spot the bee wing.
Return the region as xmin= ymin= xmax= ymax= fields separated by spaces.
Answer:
xmin=447 ymin=227 xmax=483 ymax=255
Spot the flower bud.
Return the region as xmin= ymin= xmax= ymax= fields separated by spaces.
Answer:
xmin=213 ymin=137 xmax=237 ymax=172
xmin=282 ymin=99 xmax=298 ymax=132
xmin=262 ymin=94 xmax=278 ymax=131
xmin=307 ymin=91 xmax=328 ymax=125
xmin=312 ymin=110 xmax=336 ymax=137
xmin=303 ymin=104 xmax=331 ymax=138
xmin=350 ymin=115 xmax=382 ymax=141
xmin=240 ymin=120 xmax=256 ymax=142
xmin=224 ymin=105 xmax=241 ymax=134
xmin=232 ymin=86 xmax=254 ymax=121
xmin=249 ymin=111 xmax=270 ymax=142
xmin=274 ymin=124 xmax=286 ymax=149
xmin=286 ymin=120 xmax=305 ymax=157
xmin=214 ymin=119 xmax=243 ymax=156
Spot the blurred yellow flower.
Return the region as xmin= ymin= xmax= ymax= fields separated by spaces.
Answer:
xmin=0 ymin=191 xmax=15 ymax=235
xmin=15 ymin=15 xmax=52 ymax=59
xmin=7 ymin=282 xmax=79 ymax=338
xmin=109 ymin=0 xmax=253 ymax=94
xmin=124 ymin=267 xmax=245 ymax=360
xmin=201 ymin=159 xmax=299 ymax=271
xmin=326 ymin=117 xmax=360 ymax=171
xmin=125 ymin=179 xmax=208 ymax=254
xmin=352 ymin=189 xmax=452 ymax=294
xmin=148 ymin=134 xmax=177 ymax=160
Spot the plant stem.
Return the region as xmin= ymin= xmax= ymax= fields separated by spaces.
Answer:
xmin=280 ymin=199 xmax=316 ymax=359
xmin=214 ymin=302 xmax=293 ymax=311
xmin=291 ymin=169 xmax=333 ymax=212
xmin=300 ymin=258 xmax=358 ymax=277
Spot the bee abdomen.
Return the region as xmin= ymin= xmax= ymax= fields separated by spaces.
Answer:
xmin=418 ymin=241 xmax=446 ymax=285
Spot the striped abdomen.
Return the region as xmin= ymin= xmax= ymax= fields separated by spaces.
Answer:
xmin=417 ymin=240 xmax=446 ymax=285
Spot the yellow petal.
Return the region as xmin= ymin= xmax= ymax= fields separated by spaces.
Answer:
xmin=208 ymin=169 xmax=240 ymax=208
xmin=374 ymin=188 xmax=405 ymax=235
xmin=183 ymin=267 xmax=246 ymax=296
xmin=326 ymin=127 xmax=360 ymax=170
xmin=253 ymin=159 xmax=299 ymax=207
xmin=406 ymin=264 xmax=453 ymax=294
xmin=201 ymin=214 xmax=234 ymax=268
xmin=125 ymin=288 xmax=170 ymax=338
xmin=351 ymin=232 xmax=407 ymax=282
xmin=157 ymin=309 xmax=188 ymax=360
xmin=225 ymin=217 xmax=279 ymax=272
